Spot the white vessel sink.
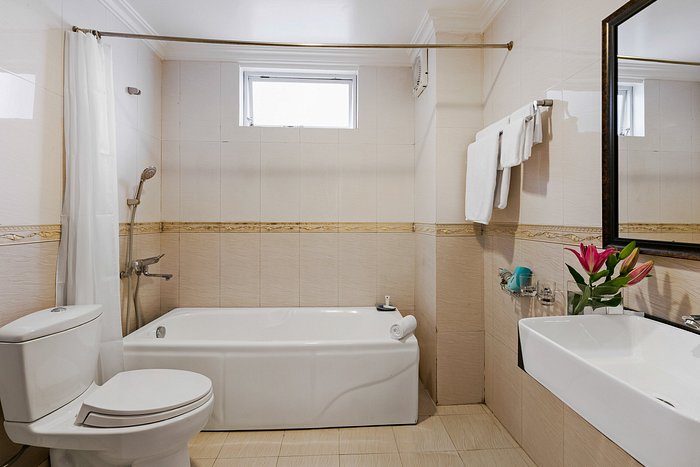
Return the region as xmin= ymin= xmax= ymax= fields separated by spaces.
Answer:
xmin=519 ymin=315 xmax=700 ymax=467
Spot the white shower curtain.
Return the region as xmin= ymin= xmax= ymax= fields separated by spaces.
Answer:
xmin=56 ymin=31 xmax=123 ymax=383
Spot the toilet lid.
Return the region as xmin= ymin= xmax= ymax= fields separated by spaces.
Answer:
xmin=76 ymin=369 xmax=212 ymax=428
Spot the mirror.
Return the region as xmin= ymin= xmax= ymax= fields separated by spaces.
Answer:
xmin=603 ymin=0 xmax=700 ymax=259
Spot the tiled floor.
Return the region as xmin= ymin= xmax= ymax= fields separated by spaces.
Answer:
xmin=188 ymin=388 xmax=535 ymax=467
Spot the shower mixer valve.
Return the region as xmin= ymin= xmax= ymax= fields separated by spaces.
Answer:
xmin=131 ymin=254 xmax=173 ymax=281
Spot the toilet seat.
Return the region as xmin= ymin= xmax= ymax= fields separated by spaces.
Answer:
xmin=76 ymin=369 xmax=213 ymax=428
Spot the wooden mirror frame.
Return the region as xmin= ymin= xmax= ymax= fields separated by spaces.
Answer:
xmin=602 ymin=0 xmax=700 ymax=260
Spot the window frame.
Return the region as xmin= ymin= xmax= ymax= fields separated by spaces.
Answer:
xmin=242 ymin=69 xmax=358 ymax=129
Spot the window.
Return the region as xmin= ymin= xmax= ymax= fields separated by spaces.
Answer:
xmin=617 ymin=81 xmax=645 ymax=137
xmin=243 ymin=69 xmax=357 ymax=129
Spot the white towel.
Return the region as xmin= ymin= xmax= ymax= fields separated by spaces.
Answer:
xmin=533 ymin=103 xmax=543 ymax=144
xmin=465 ymin=133 xmax=500 ymax=224
xmin=494 ymin=167 xmax=511 ymax=210
xmin=500 ymin=117 xmax=527 ymax=168
xmin=390 ymin=315 xmax=417 ymax=340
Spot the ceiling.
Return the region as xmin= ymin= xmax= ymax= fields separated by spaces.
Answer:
xmin=120 ymin=0 xmax=500 ymax=63
xmin=618 ymin=0 xmax=700 ymax=63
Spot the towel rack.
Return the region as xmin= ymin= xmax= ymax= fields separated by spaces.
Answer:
xmin=536 ymin=99 xmax=553 ymax=107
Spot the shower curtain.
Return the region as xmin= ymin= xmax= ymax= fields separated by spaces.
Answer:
xmin=56 ymin=31 xmax=123 ymax=383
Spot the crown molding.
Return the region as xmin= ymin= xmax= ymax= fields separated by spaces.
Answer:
xmin=97 ymin=0 xmax=166 ymax=58
xmin=478 ymin=0 xmax=508 ymax=32
xmin=619 ymin=59 xmax=700 ymax=82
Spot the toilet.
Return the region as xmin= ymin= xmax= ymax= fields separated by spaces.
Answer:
xmin=0 ymin=305 xmax=213 ymax=467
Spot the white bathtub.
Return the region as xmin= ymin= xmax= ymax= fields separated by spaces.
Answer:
xmin=123 ymin=307 xmax=419 ymax=430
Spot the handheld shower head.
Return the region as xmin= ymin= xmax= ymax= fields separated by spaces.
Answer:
xmin=141 ymin=166 xmax=157 ymax=181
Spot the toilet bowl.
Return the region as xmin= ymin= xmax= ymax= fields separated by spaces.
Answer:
xmin=0 ymin=305 xmax=214 ymax=467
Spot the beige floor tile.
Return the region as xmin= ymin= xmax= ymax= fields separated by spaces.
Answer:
xmin=191 ymin=459 xmax=215 ymax=467
xmin=458 ymin=448 xmax=536 ymax=466
xmin=393 ymin=416 xmax=456 ymax=452
xmin=277 ymin=455 xmax=340 ymax=467
xmin=418 ymin=386 xmax=437 ymax=416
xmin=212 ymin=458 xmax=277 ymax=467
xmin=339 ymin=453 xmax=402 ymax=467
xmin=440 ymin=413 xmax=517 ymax=451
xmin=218 ymin=430 xmax=283 ymax=458
xmin=188 ymin=432 xmax=228 ymax=458
xmin=436 ymin=404 xmax=486 ymax=416
xmin=400 ymin=451 xmax=465 ymax=467
xmin=339 ymin=426 xmax=398 ymax=454
xmin=280 ymin=428 xmax=340 ymax=456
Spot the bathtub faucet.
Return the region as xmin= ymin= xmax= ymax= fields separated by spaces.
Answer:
xmin=133 ymin=254 xmax=173 ymax=281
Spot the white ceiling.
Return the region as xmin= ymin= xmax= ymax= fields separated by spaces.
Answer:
xmin=618 ymin=0 xmax=700 ymax=63
xmin=120 ymin=0 xmax=501 ymax=63
xmin=128 ymin=0 xmax=485 ymax=43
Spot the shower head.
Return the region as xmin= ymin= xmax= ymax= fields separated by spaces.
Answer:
xmin=140 ymin=166 xmax=157 ymax=181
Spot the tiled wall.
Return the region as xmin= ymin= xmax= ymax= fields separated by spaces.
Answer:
xmin=620 ymin=79 xmax=700 ymax=229
xmin=413 ymin=33 xmax=485 ymax=405
xmin=0 ymin=1 xmax=162 ymax=463
xmin=482 ymin=0 xmax=700 ymax=464
xmin=159 ymin=61 xmax=416 ymax=311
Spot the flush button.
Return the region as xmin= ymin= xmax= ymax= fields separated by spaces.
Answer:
xmin=50 ymin=307 xmax=67 ymax=313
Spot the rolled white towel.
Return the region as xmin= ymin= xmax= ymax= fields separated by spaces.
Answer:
xmin=390 ymin=315 xmax=417 ymax=340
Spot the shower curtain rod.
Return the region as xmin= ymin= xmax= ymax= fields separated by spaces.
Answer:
xmin=618 ymin=55 xmax=700 ymax=67
xmin=72 ymin=26 xmax=514 ymax=50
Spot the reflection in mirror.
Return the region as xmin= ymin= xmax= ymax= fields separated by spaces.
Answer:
xmin=616 ymin=0 xmax=700 ymax=244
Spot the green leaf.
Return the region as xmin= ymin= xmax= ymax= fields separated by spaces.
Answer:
xmin=589 ymin=295 xmax=623 ymax=310
xmin=573 ymin=286 xmax=591 ymax=315
xmin=606 ymin=255 xmax=619 ymax=270
xmin=569 ymin=293 xmax=581 ymax=314
xmin=618 ymin=241 xmax=636 ymax=260
xmin=591 ymin=285 xmax=621 ymax=297
xmin=600 ymin=275 xmax=631 ymax=289
xmin=589 ymin=270 xmax=609 ymax=283
xmin=566 ymin=263 xmax=586 ymax=285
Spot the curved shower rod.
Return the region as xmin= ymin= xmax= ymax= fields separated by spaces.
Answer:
xmin=72 ymin=26 xmax=514 ymax=50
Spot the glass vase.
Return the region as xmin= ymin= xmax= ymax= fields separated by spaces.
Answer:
xmin=566 ymin=281 xmax=623 ymax=315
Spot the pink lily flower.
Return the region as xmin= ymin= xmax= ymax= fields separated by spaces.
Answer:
xmin=565 ymin=243 xmax=617 ymax=275
xmin=627 ymin=260 xmax=654 ymax=286
xmin=619 ymin=247 xmax=639 ymax=275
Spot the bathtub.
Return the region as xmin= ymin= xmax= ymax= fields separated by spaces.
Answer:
xmin=122 ymin=307 xmax=419 ymax=430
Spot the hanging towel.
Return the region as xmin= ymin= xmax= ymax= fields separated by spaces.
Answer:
xmin=494 ymin=167 xmax=511 ymax=210
xmin=533 ymin=102 xmax=543 ymax=144
xmin=501 ymin=103 xmax=537 ymax=167
xmin=465 ymin=133 xmax=500 ymax=224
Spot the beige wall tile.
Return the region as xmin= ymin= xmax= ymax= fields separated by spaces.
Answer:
xmin=261 ymin=142 xmax=301 ymax=222
xmin=220 ymin=141 xmax=261 ymax=222
xmin=437 ymin=331 xmax=484 ymax=405
xmin=436 ymin=236 xmax=483 ymax=333
xmin=132 ymin=233 xmax=162 ymax=324
xmin=440 ymin=413 xmax=516 ymax=451
xmin=435 ymin=404 xmax=485 ymax=416
xmin=160 ymin=233 xmax=180 ymax=312
xmin=0 ymin=242 xmax=58 ymax=327
xmin=377 ymin=233 xmax=414 ymax=311
xmin=563 ymin=406 xmax=641 ymax=467
xmin=179 ymin=233 xmax=220 ymax=307
xmin=300 ymin=233 xmax=339 ymax=306
xmin=300 ymin=143 xmax=340 ymax=222
xmin=485 ymin=335 xmax=522 ymax=444
xmin=339 ymin=233 xmax=377 ymax=306
xmin=521 ymin=372 xmax=564 ymax=467
xmin=260 ymin=233 xmax=300 ymax=307
xmin=221 ymin=233 xmax=261 ymax=307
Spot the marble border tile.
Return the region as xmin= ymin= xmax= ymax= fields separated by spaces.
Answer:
xmin=619 ymin=223 xmax=700 ymax=233
xmin=118 ymin=222 xmax=162 ymax=236
xmin=0 ymin=224 xmax=61 ymax=245
xmin=414 ymin=223 xmax=480 ymax=237
xmin=483 ymin=224 xmax=602 ymax=245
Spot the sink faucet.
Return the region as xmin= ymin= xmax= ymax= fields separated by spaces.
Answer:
xmin=682 ymin=315 xmax=700 ymax=330
xmin=132 ymin=254 xmax=173 ymax=281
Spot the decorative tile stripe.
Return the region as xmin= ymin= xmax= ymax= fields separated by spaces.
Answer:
xmin=483 ymin=223 xmax=602 ymax=245
xmin=118 ymin=222 xmax=161 ymax=236
xmin=414 ymin=223 xmax=480 ymax=237
xmin=0 ymin=224 xmax=61 ymax=245
xmin=163 ymin=222 xmax=416 ymax=234
xmin=619 ymin=223 xmax=700 ymax=233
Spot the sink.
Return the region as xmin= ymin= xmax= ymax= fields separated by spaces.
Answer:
xmin=518 ymin=315 xmax=700 ymax=467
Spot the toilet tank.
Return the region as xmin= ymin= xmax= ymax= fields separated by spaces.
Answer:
xmin=0 ymin=305 xmax=102 ymax=422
